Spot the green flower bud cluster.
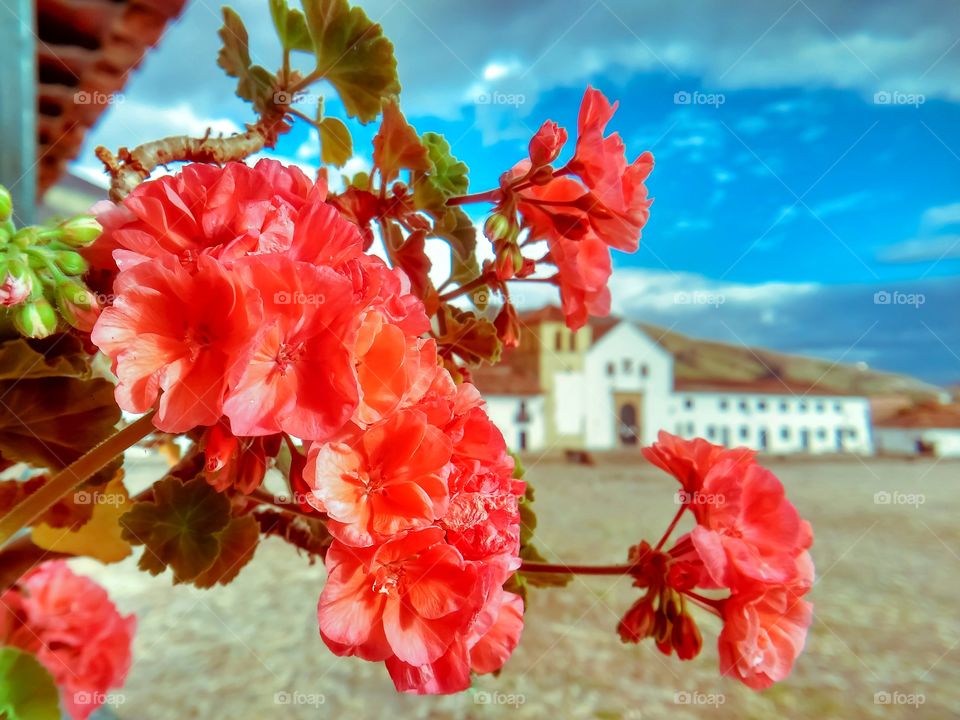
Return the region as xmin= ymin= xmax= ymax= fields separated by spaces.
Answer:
xmin=0 ymin=184 xmax=103 ymax=339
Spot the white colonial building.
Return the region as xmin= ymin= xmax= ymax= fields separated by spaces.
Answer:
xmin=473 ymin=307 xmax=874 ymax=455
xmin=874 ymin=403 xmax=960 ymax=457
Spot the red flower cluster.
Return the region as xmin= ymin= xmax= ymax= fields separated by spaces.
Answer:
xmin=89 ymin=159 xmax=526 ymax=694
xmin=618 ymin=432 xmax=813 ymax=689
xmin=91 ymin=159 xmax=426 ymax=436
xmin=0 ymin=561 xmax=135 ymax=720
xmin=307 ymin=370 xmax=526 ymax=693
xmin=512 ymin=87 xmax=654 ymax=330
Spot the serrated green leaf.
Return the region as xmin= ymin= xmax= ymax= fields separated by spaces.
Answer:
xmin=0 ymin=335 xmax=89 ymax=380
xmin=0 ymin=376 xmax=120 ymax=470
xmin=301 ymin=0 xmax=400 ymax=122
xmin=318 ymin=117 xmax=353 ymax=167
xmin=270 ymin=0 xmax=312 ymax=52
xmin=516 ymin=482 xmax=571 ymax=589
xmin=0 ymin=648 xmax=60 ymax=720
xmin=438 ymin=306 xmax=501 ymax=366
xmin=372 ymin=100 xmax=430 ymax=184
xmin=433 ymin=207 xmax=481 ymax=289
xmin=422 ymin=132 xmax=469 ymax=197
xmin=120 ymin=476 xmax=232 ymax=583
xmin=217 ymin=7 xmax=252 ymax=79
xmin=193 ymin=514 xmax=260 ymax=588
xmin=219 ymin=9 xmax=279 ymax=113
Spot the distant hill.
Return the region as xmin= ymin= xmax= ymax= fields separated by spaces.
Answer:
xmin=637 ymin=322 xmax=944 ymax=401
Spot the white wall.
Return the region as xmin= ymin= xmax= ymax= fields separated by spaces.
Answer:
xmin=875 ymin=428 xmax=960 ymax=457
xmin=580 ymin=323 xmax=675 ymax=449
xmin=670 ymin=392 xmax=874 ymax=455
xmin=484 ymin=395 xmax=547 ymax=453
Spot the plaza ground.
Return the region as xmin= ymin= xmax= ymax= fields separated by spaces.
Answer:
xmin=80 ymin=452 xmax=960 ymax=719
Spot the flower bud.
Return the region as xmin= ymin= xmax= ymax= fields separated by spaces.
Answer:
xmin=0 ymin=263 xmax=33 ymax=307
xmin=0 ymin=186 xmax=11 ymax=223
xmin=483 ymin=213 xmax=513 ymax=243
xmin=54 ymin=250 xmax=89 ymax=276
xmin=671 ymin=612 xmax=703 ymax=661
xmin=494 ymin=240 xmax=524 ymax=281
xmin=53 ymin=280 xmax=99 ymax=331
xmin=528 ymin=120 xmax=568 ymax=168
xmin=494 ymin=302 xmax=520 ymax=349
xmin=59 ymin=215 xmax=102 ymax=248
xmin=617 ymin=596 xmax=655 ymax=643
xmin=14 ymin=298 xmax=58 ymax=338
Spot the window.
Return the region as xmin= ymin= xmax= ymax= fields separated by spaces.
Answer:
xmin=687 ymin=422 xmax=695 ymax=435
xmin=817 ymin=428 xmax=827 ymax=440
xmin=569 ymin=332 xmax=577 ymax=351
xmin=623 ymin=358 xmax=633 ymax=373
xmin=738 ymin=400 xmax=748 ymax=412
xmin=719 ymin=399 xmax=729 ymax=411
xmin=798 ymin=402 xmax=808 ymax=413
xmin=554 ymin=330 xmax=563 ymax=352
xmin=518 ymin=430 xmax=528 ymax=451
xmin=706 ymin=425 xmax=716 ymax=440
xmin=606 ymin=362 xmax=615 ymax=376
xmin=641 ymin=364 xmax=649 ymax=377
xmin=739 ymin=425 xmax=749 ymax=440
xmin=779 ymin=401 xmax=789 ymax=412
xmin=781 ymin=426 xmax=790 ymax=440
xmin=833 ymin=402 xmax=842 ymax=413
xmin=757 ymin=400 xmax=768 ymax=411
xmin=684 ymin=398 xmax=694 ymax=410
xmin=848 ymin=428 xmax=858 ymax=439
xmin=816 ymin=402 xmax=825 ymax=413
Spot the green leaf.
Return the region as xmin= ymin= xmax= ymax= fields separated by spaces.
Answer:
xmin=0 ymin=648 xmax=61 ymax=720
xmin=372 ymin=100 xmax=430 ymax=184
xmin=301 ymin=0 xmax=401 ymax=122
xmin=270 ymin=0 xmax=312 ymax=52
xmin=422 ymin=132 xmax=469 ymax=197
xmin=438 ymin=306 xmax=501 ymax=366
xmin=318 ymin=117 xmax=353 ymax=167
xmin=0 ymin=335 xmax=90 ymax=380
xmin=517 ymin=482 xmax=571 ymax=589
xmin=120 ymin=476 xmax=232 ymax=583
xmin=218 ymin=9 xmax=278 ymax=113
xmin=433 ymin=207 xmax=481 ymax=289
xmin=217 ymin=8 xmax=252 ymax=79
xmin=0 ymin=376 xmax=120 ymax=470
xmin=193 ymin=514 xmax=260 ymax=588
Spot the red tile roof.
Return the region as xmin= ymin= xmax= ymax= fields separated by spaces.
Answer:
xmin=36 ymin=0 xmax=188 ymax=193
xmin=874 ymin=402 xmax=960 ymax=429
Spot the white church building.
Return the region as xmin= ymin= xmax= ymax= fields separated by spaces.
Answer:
xmin=473 ymin=307 xmax=874 ymax=456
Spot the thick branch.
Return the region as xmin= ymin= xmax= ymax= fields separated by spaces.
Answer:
xmin=96 ymin=118 xmax=287 ymax=202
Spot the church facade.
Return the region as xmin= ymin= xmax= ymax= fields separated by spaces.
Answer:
xmin=473 ymin=307 xmax=874 ymax=456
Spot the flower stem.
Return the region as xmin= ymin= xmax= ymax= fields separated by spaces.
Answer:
xmin=0 ymin=411 xmax=156 ymax=548
xmin=520 ymin=561 xmax=637 ymax=576
xmin=653 ymin=505 xmax=686 ymax=552
xmin=446 ymin=188 xmax=502 ymax=206
xmin=437 ymin=272 xmax=494 ymax=302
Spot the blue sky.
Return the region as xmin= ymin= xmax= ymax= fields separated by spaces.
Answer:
xmin=72 ymin=0 xmax=960 ymax=385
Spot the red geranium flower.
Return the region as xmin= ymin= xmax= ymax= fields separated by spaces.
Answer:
xmin=0 ymin=561 xmax=135 ymax=720
xmin=91 ymin=254 xmax=260 ymax=433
